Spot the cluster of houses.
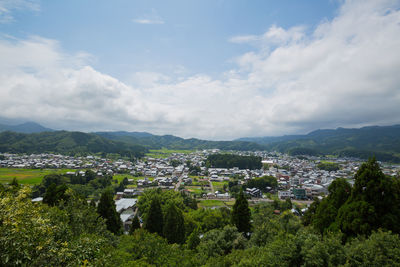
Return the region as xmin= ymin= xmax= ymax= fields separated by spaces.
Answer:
xmin=4 ymin=150 xmax=400 ymax=204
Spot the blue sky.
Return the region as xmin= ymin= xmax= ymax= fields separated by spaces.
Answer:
xmin=1 ymin=0 xmax=340 ymax=81
xmin=0 ymin=0 xmax=400 ymax=140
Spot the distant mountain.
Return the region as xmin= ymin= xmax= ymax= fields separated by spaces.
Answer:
xmin=0 ymin=122 xmax=54 ymax=133
xmin=0 ymin=131 xmax=147 ymax=157
xmin=238 ymin=125 xmax=400 ymax=162
xmin=95 ymin=131 xmax=266 ymax=151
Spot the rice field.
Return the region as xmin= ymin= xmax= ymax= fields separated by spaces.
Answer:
xmin=0 ymin=168 xmax=76 ymax=185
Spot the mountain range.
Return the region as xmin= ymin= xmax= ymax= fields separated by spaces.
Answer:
xmin=0 ymin=122 xmax=400 ymax=162
xmin=0 ymin=122 xmax=54 ymax=133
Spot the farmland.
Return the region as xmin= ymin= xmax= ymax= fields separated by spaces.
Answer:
xmin=0 ymin=168 xmax=76 ymax=184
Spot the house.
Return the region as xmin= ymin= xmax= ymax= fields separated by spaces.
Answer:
xmin=115 ymin=198 xmax=137 ymax=232
xmin=246 ymin=187 xmax=262 ymax=198
xmin=278 ymin=190 xmax=291 ymax=199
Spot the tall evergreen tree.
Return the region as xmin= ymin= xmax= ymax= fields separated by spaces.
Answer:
xmin=231 ymin=189 xmax=251 ymax=235
xmin=97 ymin=190 xmax=122 ymax=235
xmin=43 ymin=183 xmax=69 ymax=206
xmin=163 ymin=202 xmax=185 ymax=244
xmin=337 ymin=157 xmax=400 ymax=237
xmin=129 ymin=215 xmax=141 ymax=234
xmin=144 ymin=196 xmax=163 ymax=236
xmin=186 ymin=227 xmax=200 ymax=250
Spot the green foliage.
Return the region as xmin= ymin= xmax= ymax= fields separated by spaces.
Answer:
xmin=289 ymin=147 xmax=320 ymax=156
xmin=144 ymin=196 xmax=164 ymax=236
xmin=112 ymin=229 xmax=198 ymax=266
xmin=197 ymin=225 xmax=247 ymax=261
xmin=137 ymin=188 xmax=197 ymax=220
xmin=170 ymin=159 xmax=182 ymax=167
xmin=0 ymin=187 xmax=113 ymax=266
xmin=317 ymin=162 xmax=340 ymax=171
xmin=337 ymin=158 xmax=400 ymax=237
xmin=97 ymin=131 xmax=266 ymax=151
xmin=163 ymin=202 xmax=185 ymax=244
xmin=231 ymin=189 xmax=251 ymax=234
xmin=43 ymin=183 xmax=69 ymax=206
xmin=312 ymin=178 xmax=351 ymax=233
xmin=307 ymin=158 xmax=400 ymax=239
xmin=206 ymin=153 xmax=262 ymax=170
xmin=0 ymin=130 xmax=147 ymax=157
xmin=186 ymin=227 xmax=201 ymax=250
xmin=250 ymin=125 xmax=400 ymax=162
xmin=345 ymin=230 xmax=400 ymax=266
xmin=186 ymin=207 xmax=231 ymax=233
xmin=129 ymin=215 xmax=141 ymax=234
xmin=97 ymin=190 xmax=122 ymax=235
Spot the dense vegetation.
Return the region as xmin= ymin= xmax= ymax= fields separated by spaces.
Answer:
xmin=304 ymin=158 xmax=400 ymax=239
xmin=317 ymin=162 xmax=340 ymax=171
xmin=96 ymin=131 xmax=266 ymax=151
xmin=32 ymin=170 xmax=115 ymax=200
xmin=240 ymin=125 xmax=400 ymax=162
xmin=0 ymin=131 xmax=147 ymax=158
xmin=2 ymin=158 xmax=400 ymax=266
xmin=206 ymin=154 xmax=262 ymax=169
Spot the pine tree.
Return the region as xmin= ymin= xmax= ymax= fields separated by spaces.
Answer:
xmin=186 ymin=227 xmax=200 ymax=250
xmin=144 ymin=196 xmax=163 ymax=236
xmin=129 ymin=214 xmax=141 ymax=234
xmin=163 ymin=202 xmax=185 ymax=244
xmin=97 ymin=190 xmax=122 ymax=235
xmin=231 ymin=189 xmax=251 ymax=234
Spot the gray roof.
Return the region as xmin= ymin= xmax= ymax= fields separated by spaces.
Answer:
xmin=115 ymin=198 xmax=137 ymax=213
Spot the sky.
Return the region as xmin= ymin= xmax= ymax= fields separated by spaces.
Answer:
xmin=0 ymin=0 xmax=400 ymax=140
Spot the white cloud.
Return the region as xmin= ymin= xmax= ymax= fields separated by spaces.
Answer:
xmin=1 ymin=0 xmax=400 ymax=140
xmin=133 ymin=18 xmax=164 ymax=25
xmin=133 ymin=9 xmax=164 ymax=25
xmin=0 ymin=0 xmax=39 ymax=23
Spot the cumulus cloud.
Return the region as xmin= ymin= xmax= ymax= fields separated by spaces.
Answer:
xmin=1 ymin=0 xmax=400 ymax=140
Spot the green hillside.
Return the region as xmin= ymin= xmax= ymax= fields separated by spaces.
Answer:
xmin=0 ymin=131 xmax=147 ymax=157
xmin=95 ymin=131 xmax=266 ymax=151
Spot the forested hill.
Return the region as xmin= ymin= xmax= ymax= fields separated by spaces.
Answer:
xmin=95 ymin=131 xmax=266 ymax=151
xmin=0 ymin=131 xmax=147 ymax=157
xmin=0 ymin=122 xmax=54 ymax=133
xmin=238 ymin=125 xmax=400 ymax=162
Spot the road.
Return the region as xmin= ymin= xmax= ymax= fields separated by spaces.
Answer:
xmin=174 ymin=173 xmax=186 ymax=191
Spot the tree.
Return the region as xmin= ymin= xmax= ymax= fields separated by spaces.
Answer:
xmin=97 ymin=190 xmax=122 ymax=235
xmin=10 ymin=177 xmax=19 ymax=187
xmin=163 ymin=202 xmax=185 ymax=244
xmin=43 ymin=183 xmax=69 ymax=206
xmin=231 ymin=189 xmax=251 ymax=234
xmin=144 ymin=196 xmax=163 ymax=236
xmin=337 ymin=157 xmax=400 ymax=237
xmin=129 ymin=215 xmax=141 ymax=234
xmin=186 ymin=227 xmax=200 ymax=250
xmin=311 ymin=178 xmax=351 ymax=233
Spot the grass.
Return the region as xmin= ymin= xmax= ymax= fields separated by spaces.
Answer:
xmin=0 ymin=168 xmax=76 ymax=185
xmin=197 ymin=199 xmax=235 ymax=208
xmin=185 ymin=185 xmax=208 ymax=194
xmin=146 ymin=148 xmax=194 ymax=158
xmin=212 ymin=181 xmax=229 ymax=192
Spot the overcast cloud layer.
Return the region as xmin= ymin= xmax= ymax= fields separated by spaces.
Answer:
xmin=1 ymin=0 xmax=400 ymax=140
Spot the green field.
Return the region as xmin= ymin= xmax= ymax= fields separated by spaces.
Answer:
xmin=212 ymin=181 xmax=229 ymax=192
xmin=197 ymin=199 xmax=234 ymax=208
xmin=0 ymin=168 xmax=76 ymax=185
xmin=185 ymin=185 xmax=208 ymax=195
xmin=146 ymin=148 xmax=194 ymax=158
